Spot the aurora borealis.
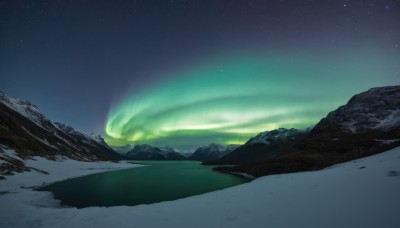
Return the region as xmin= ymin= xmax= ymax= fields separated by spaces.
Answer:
xmin=104 ymin=52 xmax=397 ymax=150
xmin=1 ymin=1 xmax=400 ymax=151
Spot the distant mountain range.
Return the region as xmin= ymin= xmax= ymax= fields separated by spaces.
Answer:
xmin=110 ymin=144 xmax=135 ymax=154
xmin=189 ymin=143 xmax=239 ymax=161
xmin=123 ymin=144 xmax=187 ymax=160
xmin=0 ymin=91 xmax=122 ymax=178
xmin=112 ymin=143 xmax=239 ymax=161
xmin=213 ymin=86 xmax=400 ymax=177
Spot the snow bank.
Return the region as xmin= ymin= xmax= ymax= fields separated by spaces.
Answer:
xmin=0 ymin=150 xmax=141 ymax=189
xmin=1 ymin=147 xmax=400 ymax=228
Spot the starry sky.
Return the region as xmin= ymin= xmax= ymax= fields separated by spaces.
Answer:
xmin=1 ymin=0 xmax=399 ymax=151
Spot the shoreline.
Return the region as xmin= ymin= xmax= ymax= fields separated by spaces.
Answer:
xmin=0 ymin=155 xmax=143 ymax=194
xmin=32 ymin=161 xmax=146 ymax=190
xmin=222 ymin=171 xmax=256 ymax=180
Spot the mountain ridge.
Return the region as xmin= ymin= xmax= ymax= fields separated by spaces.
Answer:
xmin=190 ymin=143 xmax=239 ymax=161
xmin=125 ymin=144 xmax=187 ymax=160
xmin=0 ymin=91 xmax=122 ymax=178
xmin=205 ymin=128 xmax=309 ymax=165
xmin=213 ymin=86 xmax=400 ymax=177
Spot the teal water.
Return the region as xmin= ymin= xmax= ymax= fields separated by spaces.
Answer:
xmin=38 ymin=161 xmax=250 ymax=208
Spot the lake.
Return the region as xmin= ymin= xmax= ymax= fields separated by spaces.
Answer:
xmin=37 ymin=161 xmax=250 ymax=208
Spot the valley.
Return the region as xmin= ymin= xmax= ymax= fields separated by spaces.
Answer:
xmin=1 ymin=85 xmax=399 ymax=228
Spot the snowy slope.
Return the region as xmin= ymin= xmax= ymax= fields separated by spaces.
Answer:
xmin=0 ymin=91 xmax=48 ymax=129
xmin=0 ymin=92 xmax=112 ymax=152
xmin=246 ymin=128 xmax=309 ymax=145
xmin=54 ymin=122 xmax=113 ymax=150
xmin=0 ymin=92 xmax=122 ymax=177
xmin=1 ymin=146 xmax=400 ymax=228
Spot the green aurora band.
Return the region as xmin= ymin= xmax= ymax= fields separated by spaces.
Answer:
xmin=104 ymin=54 xmax=393 ymax=150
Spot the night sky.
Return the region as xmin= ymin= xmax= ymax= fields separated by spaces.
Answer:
xmin=1 ymin=0 xmax=400 ymax=150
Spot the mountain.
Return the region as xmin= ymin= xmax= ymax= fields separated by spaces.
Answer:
xmin=246 ymin=128 xmax=309 ymax=145
xmin=0 ymin=91 xmax=122 ymax=178
xmin=125 ymin=144 xmax=186 ymax=160
xmin=111 ymin=144 xmax=135 ymax=154
xmin=190 ymin=143 xmax=239 ymax=161
xmin=160 ymin=146 xmax=188 ymax=160
xmin=214 ymin=86 xmax=400 ymax=177
xmin=125 ymin=144 xmax=166 ymax=160
xmin=205 ymin=128 xmax=309 ymax=165
xmin=312 ymin=86 xmax=400 ymax=133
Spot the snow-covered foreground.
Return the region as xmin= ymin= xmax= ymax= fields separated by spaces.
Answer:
xmin=1 ymin=147 xmax=400 ymax=228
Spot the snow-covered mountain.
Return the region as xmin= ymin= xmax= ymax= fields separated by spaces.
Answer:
xmin=110 ymin=144 xmax=135 ymax=154
xmin=0 ymin=91 xmax=122 ymax=178
xmin=54 ymin=122 xmax=113 ymax=150
xmin=0 ymin=92 xmax=49 ymax=128
xmin=246 ymin=128 xmax=309 ymax=145
xmin=313 ymin=86 xmax=400 ymax=133
xmin=160 ymin=146 xmax=188 ymax=160
xmin=126 ymin=144 xmax=166 ymax=160
xmin=224 ymin=144 xmax=240 ymax=153
xmin=207 ymin=128 xmax=309 ymax=165
xmin=189 ymin=143 xmax=239 ymax=161
xmin=125 ymin=144 xmax=186 ymax=160
xmin=214 ymin=86 xmax=400 ymax=177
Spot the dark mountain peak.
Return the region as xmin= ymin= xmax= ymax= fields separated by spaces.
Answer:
xmin=312 ymin=85 xmax=400 ymax=134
